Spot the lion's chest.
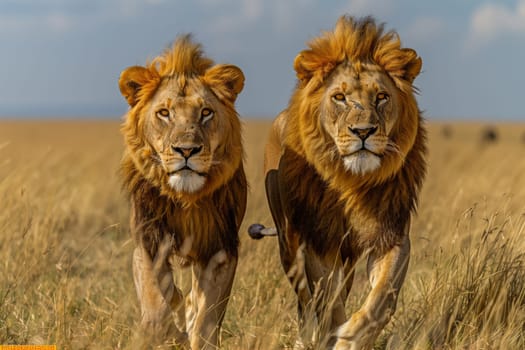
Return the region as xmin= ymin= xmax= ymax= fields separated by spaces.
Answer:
xmin=131 ymin=180 xmax=243 ymax=264
xmin=284 ymin=182 xmax=380 ymax=257
xmin=165 ymin=206 xmax=229 ymax=260
xmin=279 ymin=150 xmax=391 ymax=257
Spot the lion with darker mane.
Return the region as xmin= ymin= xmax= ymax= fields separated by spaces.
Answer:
xmin=119 ymin=35 xmax=246 ymax=349
xmin=250 ymin=15 xmax=426 ymax=349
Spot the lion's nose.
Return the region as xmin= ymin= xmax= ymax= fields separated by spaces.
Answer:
xmin=172 ymin=145 xmax=203 ymax=159
xmin=349 ymin=126 xmax=378 ymax=140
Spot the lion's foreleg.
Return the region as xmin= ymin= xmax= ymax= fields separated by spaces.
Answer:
xmin=278 ymin=235 xmax=316 ymax=348
xmin=133 ymin=235 xmax=189 ymax=348
xmin=303 ymin=249 xmax=349 ymax=348
xmin=333 ymin=234 xmax=410 ymax=350
xmin=188 ymin=250 xmax=237 ymax=350
xmin=171 ymin=279 xmax=187 ymax=339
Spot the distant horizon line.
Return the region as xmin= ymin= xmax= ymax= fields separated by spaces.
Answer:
xmin=0 ymin=115 xmax=523 ymax=123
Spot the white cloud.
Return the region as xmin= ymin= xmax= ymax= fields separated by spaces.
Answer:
xmin=339 ymin=0 xmax=394 ymax=18
xmin=202 ymin=0 xmax=263 ymax=34
xmin=0 ymin=0 xmax=172 ymax=36
xmin=0 ymin=12 xmax=73 ymax=34
xmin=242 ymin=0 xmax=264 ymax=20
xmin=205 ymin=0 xmax=310 ymax=34
xmin=467 ymin=0 xmax=525 ymax=50
xmin=404 ymin=16 xmax=445 ymax=45
xmin=45 ymin=12 xmax=74 ymax=32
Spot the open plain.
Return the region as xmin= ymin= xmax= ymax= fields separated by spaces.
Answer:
xmin=0 ymin=119 xmax=524 ymax=349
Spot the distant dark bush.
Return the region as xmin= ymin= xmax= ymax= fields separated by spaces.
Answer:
xmin=481 ymin=127 xmax=498 ymax=143
xmin=441 ymin=125 xmax=453 ymax=139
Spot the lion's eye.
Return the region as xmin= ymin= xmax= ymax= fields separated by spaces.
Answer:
xmin=376 ymin=92 xmax=389 ymax=103
xmin=201 ymin=108 xmax=214 ymax=123
xmin=156 ymin=108 xmax=170 ymax=119
xmin=332 ymin=93 xmax=346 ymax=102
xmin=201 ymin=108 xmax=212 ymax=117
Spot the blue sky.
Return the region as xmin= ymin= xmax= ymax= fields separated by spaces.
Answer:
xmin=0 ymin=0 xmax=524 ymax=120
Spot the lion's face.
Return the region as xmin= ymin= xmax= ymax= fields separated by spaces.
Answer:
xmin=320 ymin=62 xmax=400 ymax=175
xmin=288 ymin=22 xmax=423 ymax=184
xmin=143 ymin=77 xmax=227 ymax=193
xmin=120 ymin=52 xmax=244 ymax=198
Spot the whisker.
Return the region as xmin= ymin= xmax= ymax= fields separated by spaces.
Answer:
xmin=328 ymin=146 xmax=339 ymax=162
xmin=150 ymin=154 xmax=163 ymax=164
xmin=385 ymin=141 xmax=404 ymax=159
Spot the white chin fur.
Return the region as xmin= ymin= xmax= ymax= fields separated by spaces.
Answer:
xmin=343 ymin=152 xmax=381 ymax=175
xmin=168 ymin=172 xmax=206 ymax=193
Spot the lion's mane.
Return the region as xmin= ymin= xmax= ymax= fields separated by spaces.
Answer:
xmin=281 ymin=16 xmax=426 ymax=254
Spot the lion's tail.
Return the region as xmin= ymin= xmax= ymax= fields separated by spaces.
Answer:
xmin=247 ymin=224 xmax=277 ymax=240
xmin=248 ymin=166 xmax=285 ymax=240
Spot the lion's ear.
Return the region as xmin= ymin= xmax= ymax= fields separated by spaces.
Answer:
xmin=204 ymin=64 xmax=245 ymax=104
xmin=294 ymin=51 xmax=316 ymax=84
xmin=294 ymin=50 xmax=335 ymax=85
xmin=119 ymin=66 xmax=158 ymax=107
xmin=401 ymin=49 xmax=422 ymax=83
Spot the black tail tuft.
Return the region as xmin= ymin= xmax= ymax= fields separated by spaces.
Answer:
xmin=248 ymin=223 xmax=266 ymax=240
xmin=248 ymin=223 xmax=277 ymax=240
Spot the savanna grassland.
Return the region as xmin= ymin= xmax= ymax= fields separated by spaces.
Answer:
xmin=0 ymin=119 xmax=524 ymax=349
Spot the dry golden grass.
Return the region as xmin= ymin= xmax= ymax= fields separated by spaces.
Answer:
xmin=0 ymin=119 xmax=524 ymax=349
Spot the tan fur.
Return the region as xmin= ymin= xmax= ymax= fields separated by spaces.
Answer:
xmin=119 ymin=35 xmax=246 ymax=349
xmin=263 ymin=16 xmax=426 ymax=349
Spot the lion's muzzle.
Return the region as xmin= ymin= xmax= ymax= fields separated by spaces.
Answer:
xmin=171 ymin=144 xmax=203 ymax=160
xmin=348 ymin=125 xmax=377 ymax=140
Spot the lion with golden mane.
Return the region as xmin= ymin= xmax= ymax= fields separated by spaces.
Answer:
xmin=250 ymin=16 xmax=426 ymax=349
xmin=119 ymin=35 xmax=246 ymax=349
